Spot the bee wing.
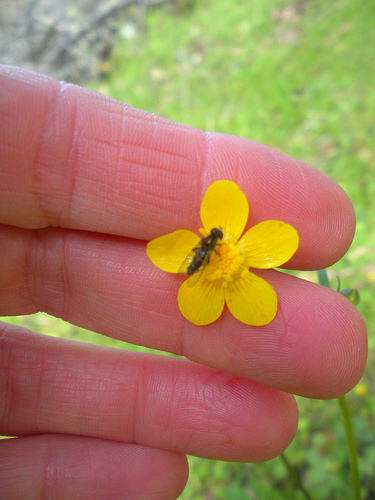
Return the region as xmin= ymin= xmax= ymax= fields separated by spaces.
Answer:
xmin=178 ymin=247 xmax=210 ymax=287
xmin=178 ymin=236 xmax=218 ymax=287
xmin=178 ymin=249 xmax=196 ymax=275
xmin=186 ymin=262 xmax=208 ymax=287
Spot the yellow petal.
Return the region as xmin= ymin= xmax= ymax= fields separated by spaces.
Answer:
xmin=147 ymin=230 xmax=200 ymax=273
xmin=224 ymin=271 xmax=277 ymax=326
xmin=200 ymin=180 xmax=249 ymax=240
xmin=178 ymin=278 xmax=225 ymax=325
xmin=240 ymin=220 xmax=299 ymax=269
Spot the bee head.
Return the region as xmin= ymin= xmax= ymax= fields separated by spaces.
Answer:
xmin=211 ymin=228 xmax=223 ymax=240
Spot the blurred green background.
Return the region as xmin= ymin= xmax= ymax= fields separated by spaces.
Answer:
xmin=5 ymin=0 xmax=375 ymax=498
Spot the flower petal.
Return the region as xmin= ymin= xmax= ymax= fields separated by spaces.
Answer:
xmin=200 ymin=180 xmax=249 ymax=240
xmin=240 ymin=220 xmax=299 ymax=269
xmin=147 ymin=230 xmax=200 ymax=273
xmin=178 ymin=278 xmax=225 ymax=325
xmin=224 ymin=271 xmax=277 ymax=326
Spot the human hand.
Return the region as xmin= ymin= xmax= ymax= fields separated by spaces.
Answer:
xmin=0 ymin=65 xmax=367 ymax=499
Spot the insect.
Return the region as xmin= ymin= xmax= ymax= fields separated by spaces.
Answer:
xmin=182 ymin=228 xmax=223 ymax=284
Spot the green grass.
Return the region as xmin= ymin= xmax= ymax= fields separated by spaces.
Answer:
xmin=5 ymin=0 xmax=375 ymax=498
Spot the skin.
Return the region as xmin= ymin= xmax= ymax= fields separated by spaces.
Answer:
xmin=0 ymin=65 xmax=367 ymax=499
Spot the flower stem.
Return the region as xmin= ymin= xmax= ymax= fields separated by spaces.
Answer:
xmin=337 ymin=395 xmax=361 ymax=500
xmin=317 ymin=269 xmax=361 ymax=498
xmin=279 ymin=452 xmax=315 ymax=500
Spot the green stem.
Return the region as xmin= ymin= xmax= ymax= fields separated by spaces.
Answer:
xmin=317 ymin=270 xmax=361 ymax=498
xmin=338 ymin=395 xmax=361 ymax=500
xmin=280 ymin=452 xmax=315 ymax=500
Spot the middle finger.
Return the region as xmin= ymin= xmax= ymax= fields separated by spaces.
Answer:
xmin=0 ymin=225 xmax=367 ymax=398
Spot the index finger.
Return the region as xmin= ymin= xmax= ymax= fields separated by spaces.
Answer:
xmin=0 ymin=65 xmax=354 ymax=270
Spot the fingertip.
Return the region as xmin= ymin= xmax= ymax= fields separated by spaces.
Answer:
xmin=276 ymin=275 xmax=368 ymax=399
xmin=249 ymin=387 xmax=299 ymax=462
xmin=204 ymin=133 xmax=356 ymax=270
xmin=289 ymin=174 xmax=356 ymax=270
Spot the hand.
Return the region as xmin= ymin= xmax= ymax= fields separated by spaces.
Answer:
xmin=0 ymin=65 xmax=367 ymax=499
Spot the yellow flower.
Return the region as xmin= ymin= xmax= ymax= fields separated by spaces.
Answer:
xmin=354 ymin=383 xmax=368 ymax=397
xmin=147 ymin=180 xmax=299 ymax=326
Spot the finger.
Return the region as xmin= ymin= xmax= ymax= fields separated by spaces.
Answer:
xmin=0 ymin=323 xmax=298 ymax=463
xmin=0 ymin=226 xmax=367 ymax=398
xmin=0 ymin=65 xmax=354 ymax=269
xmin=0 ymin=435 xmax=188 ymax=500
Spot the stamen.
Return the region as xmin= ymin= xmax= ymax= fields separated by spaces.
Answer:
xmin=206 ymin=242 xmax=246 ymax=286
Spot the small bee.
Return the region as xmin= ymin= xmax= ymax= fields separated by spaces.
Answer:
xmin=182 ymin=228 xmax=223 ymax=284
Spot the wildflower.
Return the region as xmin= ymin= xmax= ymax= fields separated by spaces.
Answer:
xmin=354 ymin=384 xmax=368 ymax=397
xmin=147 ymin=180 xmax=299 ymax=326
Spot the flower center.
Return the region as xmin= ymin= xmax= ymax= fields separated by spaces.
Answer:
xmin=206 ymin=241 xmax=246 ymax=287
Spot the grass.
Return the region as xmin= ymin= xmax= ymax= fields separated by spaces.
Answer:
xmin=5 ymin=0 xmax=375 ymax=498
